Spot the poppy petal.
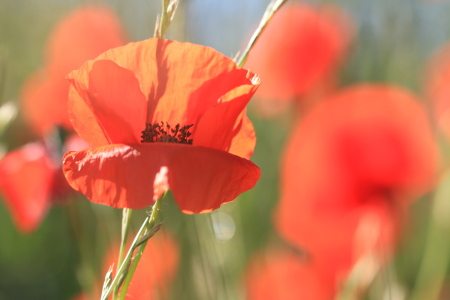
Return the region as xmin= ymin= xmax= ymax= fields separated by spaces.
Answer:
xmin=228 ymin=114 xmax=256 ymax=160
xmin=63 ymin=143 xmax=260 ymax=212
xmin=183 ymin=69 xmax=259 ymax=126
xmin=193 ymin=83 xmax=258 ymax=155
xmin=86 ymin=59 xmax=147 ymax=144
xmin=0 ymin=143 xmax=53 ymax=233
xmin=168 ymin=146 xmax=260 ymax=213
xmin=69 ymin=60 xmax=147 ymax=145
xmin=69 ymin=39 xmax=256 ymax=128
xmin=62 ymin=144 xmax=170 ymax=209
xmin=68 ymin=84 xmax=109 ymax=147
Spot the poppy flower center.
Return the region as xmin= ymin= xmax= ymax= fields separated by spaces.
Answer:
xmin=141 ymin=122 xmax=194 ymax=144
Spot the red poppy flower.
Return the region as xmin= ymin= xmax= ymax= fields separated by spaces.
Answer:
xmin=103 ymin=232 xmax=179 ymax=300
xmin=0 ymin=136 xmax=89 ymax=233
xmin=0 ymin=143 xmax=53 ymax=232
xmin=275 ymin=85 xmax=439 ymax=286
xmin=62 ymin=38 xmax=261 ymax=213
xmin=21 ymin=5 xmax=126 ymax=137
xmin=245 ymin=2 xmax=353 ymax=116
xmin=245 ymin=248 xmax=334 ymax=300
xmin=424 ymin=42 xmax=450 ymax=140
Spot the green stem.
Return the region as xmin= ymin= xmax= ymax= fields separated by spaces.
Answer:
xmin=156 ymin=0 xmax=178 ymax=39
xmin=118 ymin=197 xmax=164 ymax=300
xmin=100 ymin=215 xmax=150 ymax=300
xmin=159 ymin=0 xmax=168 ymax=38
xmin=236 ymin=0 xmax=288 ymax=68
xmin=112 ymin=208 xmax=133 ymax=300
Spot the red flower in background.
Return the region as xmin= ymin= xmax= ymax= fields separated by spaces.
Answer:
xmin=0 ymin=136 xmax=88 ymax=233
xmin=0 ymin=5 xmax=122 ymax=232
xmin=245 ymin=248 xmax=334 ymax=300
xmin=245 ymin=2 xmax=353 ymax=116
xmin=0 ymin=143 xmax=54 ymax=232
xmin=425 ymin=42 xmax=450 ymax=140
xmin=63 ymin=38 xmax=261 ymax=213
xmin=21 ymin=5 xmax=126 ymax=137
xmin=275 ymin=85 xmax=439 ymax=286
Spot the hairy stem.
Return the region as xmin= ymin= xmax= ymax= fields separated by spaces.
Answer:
xmin=118 ymin=197 xmax=164 ymax=300
xmin=112 ymin=208 xmax=133 ymax=300
xmin=100 ymin=214 xmax=150 ymax=300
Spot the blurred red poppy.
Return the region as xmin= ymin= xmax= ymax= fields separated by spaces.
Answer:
xmin=0 ymin=143 xmax=53 ymax=232
xmin=245 ymin=248 xmax=334 ymax=300
xmin=5 ymin=5 xmax=125 ymax=233
xmin=0 ymin=136 xmax=89 ymax=233
xmin=62 ymin=38 xmax=261 ymax=213
xmin=21 ymin=5 xmax=126 ymax=137
xmin=103 ymin=232 xmax=179 ymax=300
xmin=275 ymin=85 xmax=439 ymax=286
xmin=425 ymin=42 xmax=450 ymax=140
xmin=245 ymin=2 xmax=353 ymax=116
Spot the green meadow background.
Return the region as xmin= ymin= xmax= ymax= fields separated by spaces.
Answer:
xmin=1 ymin=0 xmax=450 ymax=299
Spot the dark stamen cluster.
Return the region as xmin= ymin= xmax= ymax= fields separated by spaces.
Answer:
xmin=141 ymin=121 xmax=193 ymax=144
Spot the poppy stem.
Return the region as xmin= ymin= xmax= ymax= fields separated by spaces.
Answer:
xmin=236 ymin=0 xmax=288 ymax=68
xmin=100 ymin=214 xmax=150 ymax=300
xmin=112 ymin=208 xmax=133 ymax=300
xmin=117 ymin=196 xmax=165 ymax=300
xmin=156 ymin=0 xmax=179 ymax=39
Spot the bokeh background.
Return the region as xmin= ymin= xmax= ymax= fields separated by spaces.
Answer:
xmin=1 ymin=0 xmax=450 ymax=299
